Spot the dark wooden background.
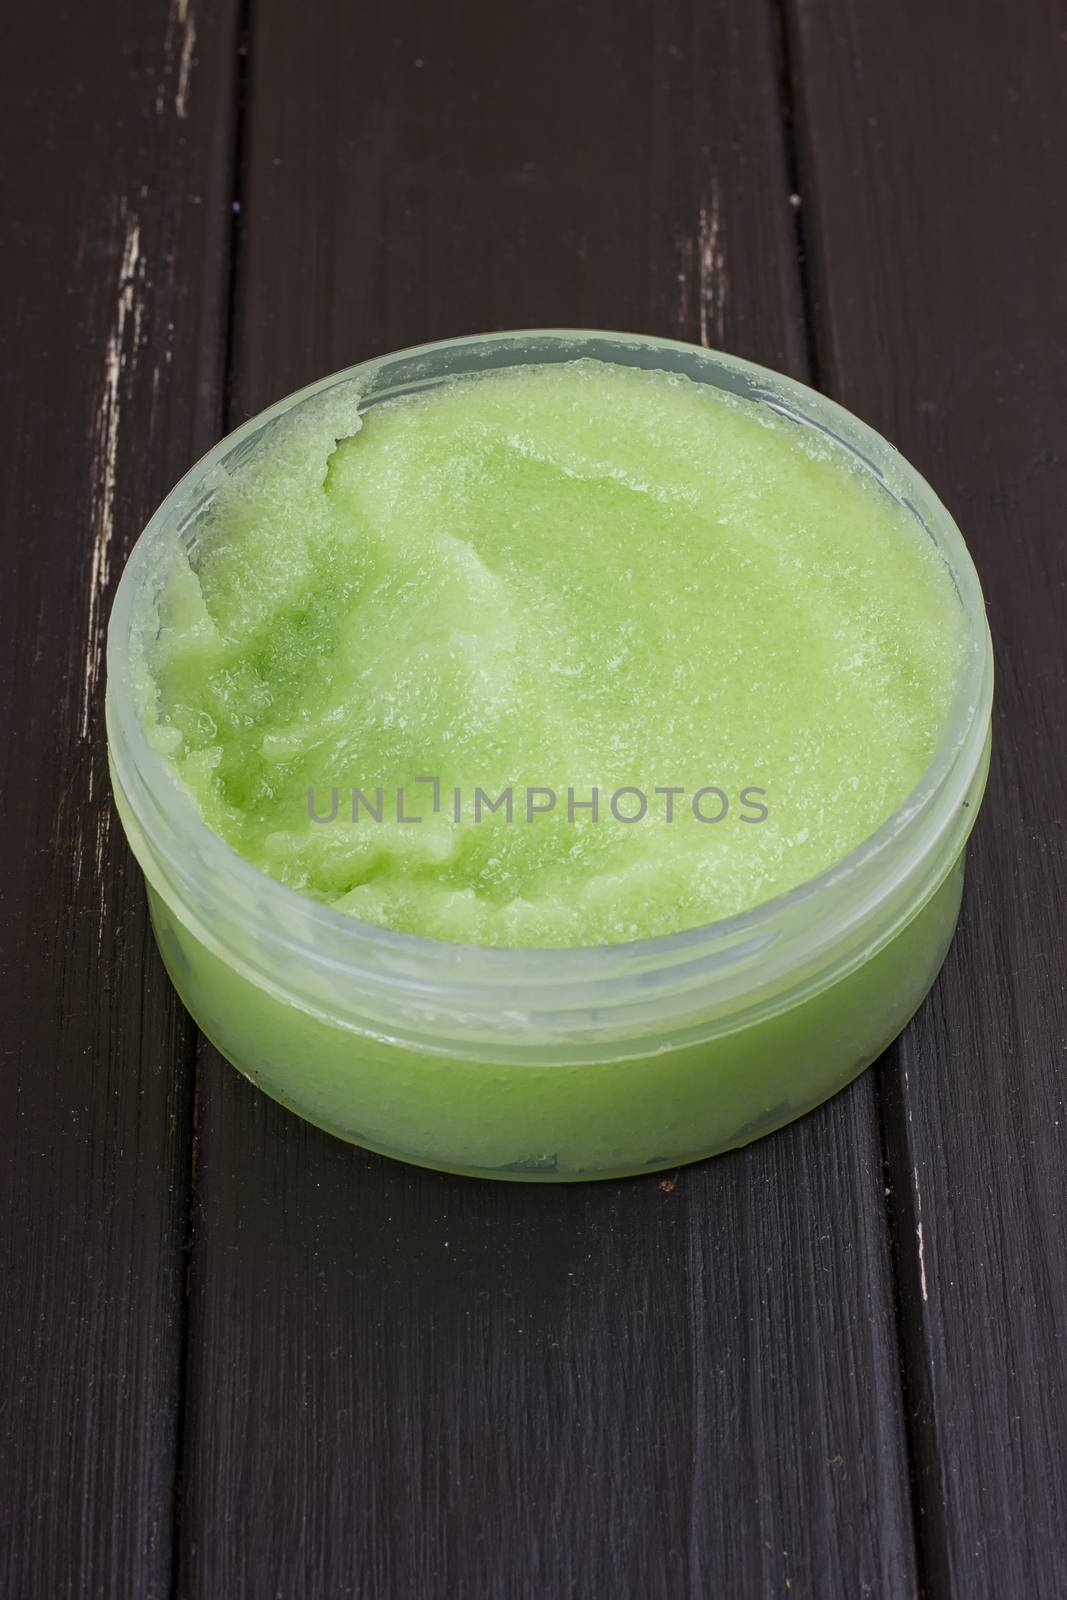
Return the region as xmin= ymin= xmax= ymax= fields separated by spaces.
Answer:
xmin=2 ymin=1 xmax=1065 ymax=1595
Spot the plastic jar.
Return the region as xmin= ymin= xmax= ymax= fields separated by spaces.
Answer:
xmin=106 ymin=331 xmax=993 ymax=1181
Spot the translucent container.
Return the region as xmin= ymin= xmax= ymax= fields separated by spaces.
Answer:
xmin=106 ymin=332 xmax=993 ymax=1181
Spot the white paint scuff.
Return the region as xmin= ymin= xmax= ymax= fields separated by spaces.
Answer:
xmin=697 ymin=188 xmax=727 ymax=349
xmin=914 ymin=1163 xmax=929 ymax=1303
xmin=156 ymin=0 xmax=197 ymax=120
xmin=81 ymin=205 xmax=144 ymax=741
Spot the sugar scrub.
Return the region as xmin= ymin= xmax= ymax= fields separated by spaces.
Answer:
xmin=145 ymin=360 xmax=965 ymax=949
xmin=109 ymin=333 xmax=991 ymax=1178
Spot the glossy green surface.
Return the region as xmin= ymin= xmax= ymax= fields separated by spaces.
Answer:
xmin=146 ymin=857 xmax=965 ymax=1178
xmin=146 ymin=360 xmax=965 ymax=947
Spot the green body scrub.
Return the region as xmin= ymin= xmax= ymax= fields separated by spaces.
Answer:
xmin=148 ymin=360 xmax=964 ymax=949
xmin=109 ymin=333 xmax=991 ymax=1179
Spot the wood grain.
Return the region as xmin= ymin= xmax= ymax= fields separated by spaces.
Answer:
xmin=177 ymin=2 xmax=919 ymax=1595
xmin=5 ymin=0 xmax=1063 ymax=1593
xmin=786 ymin=0 xmax=1067 ymax=1592
xmin=0 ymin=3 xmax=237 ymax=1593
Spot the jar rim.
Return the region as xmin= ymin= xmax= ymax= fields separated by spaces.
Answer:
xmin=106 ymin=329 xmax=993 ymax=1032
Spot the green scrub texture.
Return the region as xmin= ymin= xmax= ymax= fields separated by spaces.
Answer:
xmin=146 ymin=360 xmax=965 ymax=948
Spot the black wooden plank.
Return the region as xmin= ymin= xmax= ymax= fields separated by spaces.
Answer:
xmin=178 ymin=2 xmax=922 ymax=1595
xmin=785 ymin=0 xmax=1067 ymax=1592
xmin=0 ymin=4 xmax=237 ymax=1594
